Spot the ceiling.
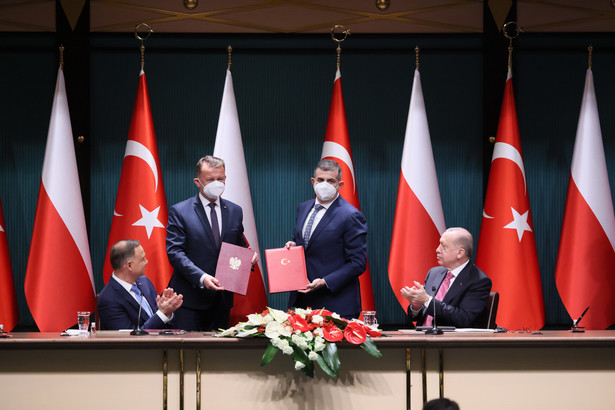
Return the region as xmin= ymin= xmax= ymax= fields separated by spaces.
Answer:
xmin=0 ymin=0 xmax=614 ymax=34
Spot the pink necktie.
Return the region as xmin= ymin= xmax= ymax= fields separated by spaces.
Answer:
xmin=423 ymin=271 xmax=454 ymax=327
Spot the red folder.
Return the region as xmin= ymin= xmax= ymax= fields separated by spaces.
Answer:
xmin=215 ymin=242 xmax=254 ymax=295
xmin=265 ymin=246 xmax=309 ymax=293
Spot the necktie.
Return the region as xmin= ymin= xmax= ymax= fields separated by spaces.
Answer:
xmin=424 ymin=271 xmax=454 ymax=327
xmin=208 ymin=202 xmax=221 ymax=246
xmin=131 ymin=283 xmax=154 ymax=318
xmin=303 ymin=204 xmax=324 ymax=246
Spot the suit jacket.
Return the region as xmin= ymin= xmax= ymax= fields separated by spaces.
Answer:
xmin=97 ymin=275 xmax=166 ymax=330
xmin=409 ymin=262 xmax=492 ymax=328
xmin=166 ymin=194 xmax=246 ymax=311
xmin=288 ymin=196 xmax=368 ymax=317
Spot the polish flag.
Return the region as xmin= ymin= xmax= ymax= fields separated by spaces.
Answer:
xmin=321 ymin=69 xmax=376 ymax=312
xmin=103 ymin=71 xmax=172 ymax=292
xmin=388 ymin=68 xmax=445 ymax=312
xmin=0 ymin=196 xmax=19 ymax=331
xmin=213 ymin=69 xmax=268 ymax=325
xmin=476 ymin=72 xmax=545 ymax=330
xmin=555 ymin=68 xmax=615 ymax=329
xmin=25 ymin=68 xmax=95 ymax=332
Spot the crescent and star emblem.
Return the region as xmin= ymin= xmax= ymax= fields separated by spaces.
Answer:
xmin=482 ymin=142 xmax=533 ymax=242
xmin=281 ymin=258 xmax=290 ymax=266
xmin=321 ymin=141 xmax=356 ymax=194
xmin=113 ymin=139 xmax=166 ymax=239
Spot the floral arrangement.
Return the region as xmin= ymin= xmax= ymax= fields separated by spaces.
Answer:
xmin=216 ymin=307 xmax=383 ymax=378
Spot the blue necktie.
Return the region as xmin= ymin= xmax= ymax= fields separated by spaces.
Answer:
xmin=303 ymin=204 xmax=324 ymax=246
xmin=131 ymin=283 xmax=154 ymax=318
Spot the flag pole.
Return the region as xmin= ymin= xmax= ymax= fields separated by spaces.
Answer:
xmin=415 ymin=45 xmax=420 ymax=71
xmin=59 ymin=45 xmax=64 ymax=71
xmin=227 ymin=45 xmax=232 ymax=71
xmin=588 ymin=45 xmax=593 ymax=69
xmin=330 ymin=25 xmax=350 ymax=70
xmin=134 ymin=22 xmax=153 ymax=71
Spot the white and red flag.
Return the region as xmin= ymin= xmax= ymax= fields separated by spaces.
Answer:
xmin=103 ymin=71 xmax=172 ymax=292
xmin=213 ymin=69 xmax=268 ymax=325
xmin=25 ymin=67 xmax=96 ymax=332
xmin=320 ymin=69 xmax=376 ymax=312
xmin=555 ymin=68 xmax=615 ymax=329
xmin=388 ymin=68 xmax=445 ymax=312
xmin=0 ymin=195 xmax=19 ymax=331
xmin=476 ymin=71 xmax=545 ymax=330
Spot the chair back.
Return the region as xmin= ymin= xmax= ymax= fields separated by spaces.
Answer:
xmin=477 ymin=291 xmax=499 ymax=329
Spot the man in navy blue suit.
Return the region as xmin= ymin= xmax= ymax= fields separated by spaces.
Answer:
xmin=285 ymin=159 xmax=368 ymax=319
xmin=97 ymin=239 xmax=183 ymax=330
xmin=401 ymin=227 xmax=492 ymax=328
xmin=166 ymin=156 xmax=257 ymax=331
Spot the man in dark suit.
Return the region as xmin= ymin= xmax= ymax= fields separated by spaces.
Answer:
xmin=97 ymin=239 xmax=183 ymax=330
xmin=285 ymin=159 xmax=368 ymax=319
xmin=166 ymin=156 xmax=257 ymax=331
xmin=401 ymin=227 xmax=492 ymax=328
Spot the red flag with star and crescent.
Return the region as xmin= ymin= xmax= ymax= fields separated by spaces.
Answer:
xmin=475 ymin=71 xmax=545 ymax=331
xmin=103 ymin=71 xmax=172 ymax=292
xmin=320 ymin=69 xmax=375 ymax=313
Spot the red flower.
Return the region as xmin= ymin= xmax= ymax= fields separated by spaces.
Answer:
xmin=322 ymin=324 xmax=344 ymax=342
xmin=311 ymin=308 xmax=333 ymax=317
xmin=343 ymin=322 xmax=367 ymax=345
xmin=261 ymin=309 xmax=269 ymax=316
xmin=288 ymin=315 xmax=310 ymax=332
xmin=366 ymin=327 xmax=382 ymax=337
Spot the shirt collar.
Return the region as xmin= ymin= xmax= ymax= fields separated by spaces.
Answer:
xmin=111 ymin=272 xmax=135 ymax=293
xmin=315 ymin=194 xmax=338 ymax=210
xmin=199 ymin=192 xmax=221 ymax=209
xmin=449 ymin=259 xmax=470 ymax=278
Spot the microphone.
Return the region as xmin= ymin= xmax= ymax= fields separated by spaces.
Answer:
xmin=130 ymin=281 xmax=149 ymax=336
xmin=425 ymin=285 xmax=443 ymax=335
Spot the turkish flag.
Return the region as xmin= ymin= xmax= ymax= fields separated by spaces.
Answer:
xmin=476 ymin=72 xmax=545 ymax=330
xmin=320 ymin=69 xmax=375 ymax=312
xmin=25 ymin=68 xmax=96 ymax=332
xmin=388 ymin=69 xmax=445 ymax=312
xmin=0 ymin=196 xmax=19 ymax=331
xmin=213 ymin=69 xmax=268 ymax=325
xmin=555 ymin=68 xmax=615 ymax=329
xmin=103 ymin=71 xmax=172 ymax=292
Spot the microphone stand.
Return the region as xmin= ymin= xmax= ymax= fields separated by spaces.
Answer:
xmin=131 ymin=282 xmax=149 ymax=336
xmin=425 ymin=285 xmax=443 ymax=335
xmin=570 ymin=306 xmax=589 ymax=333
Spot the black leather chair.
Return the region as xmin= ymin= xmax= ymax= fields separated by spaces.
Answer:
xmin=476 ymin=291 xmax=499 ymax=329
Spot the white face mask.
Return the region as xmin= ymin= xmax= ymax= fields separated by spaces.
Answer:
xmin=201 ymin=180 xmax=225 ymax=200
xmin=313 ymin=182 xmax=337 ymax=202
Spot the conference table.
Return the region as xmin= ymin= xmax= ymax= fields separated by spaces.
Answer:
xmin=1 ymin=330 xmax=614 ymax=409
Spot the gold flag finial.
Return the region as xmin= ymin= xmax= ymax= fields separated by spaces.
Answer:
xmin=134 ymin=23 xmax=153 ymax=71
xmin=503 ymin=21 xmax=521 ymax=72
xmin=415 ymin=46 xmax=420 ymax=70
xmin=588 ymin=45 xmax=593 ymax=69
xmin=330 ymin=25 xmax=350 ymax=70
xmin=59 ymin=45 xmax=64 ymax=71
xmin=228 ymin=45 xmax=232 ymax=71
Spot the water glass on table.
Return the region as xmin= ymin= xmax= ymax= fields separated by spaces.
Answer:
xmin=362 ymin=310 xmax=377 ymax=327
xmin=77 ymin=311 xmax=90 ymax=336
